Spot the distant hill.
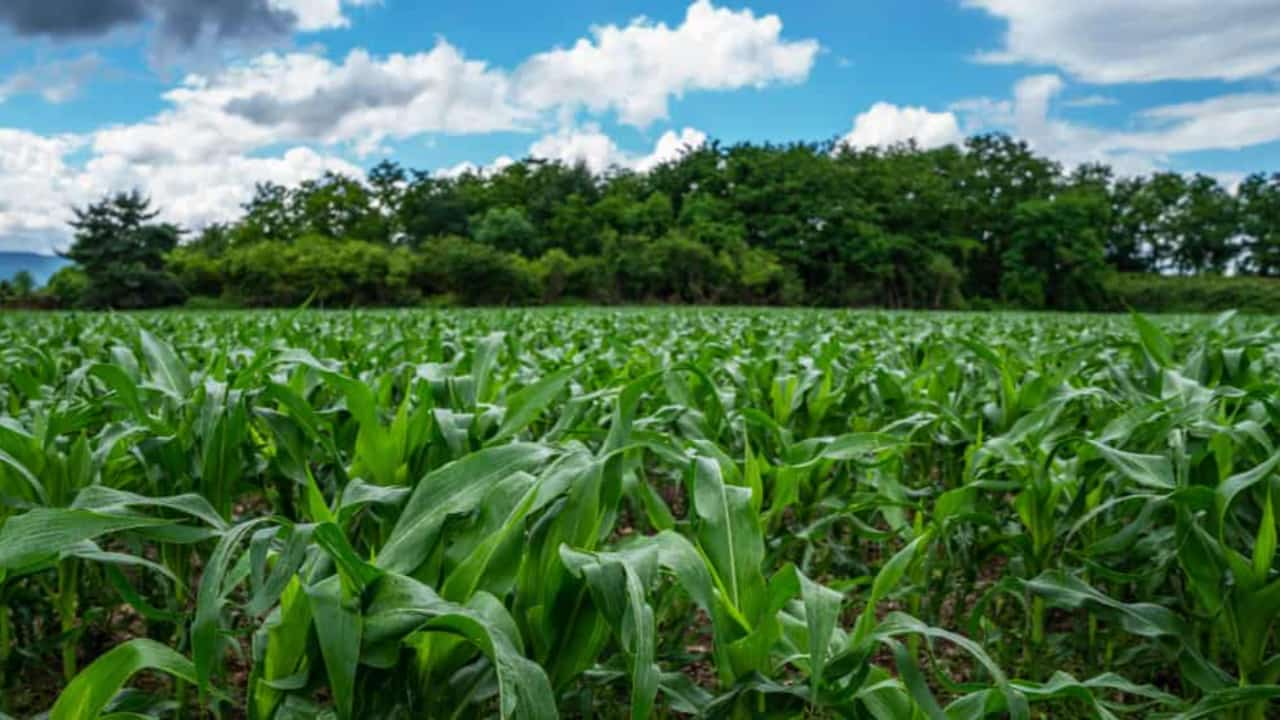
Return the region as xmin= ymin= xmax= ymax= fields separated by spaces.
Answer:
xmin=0 ymin=252 xmax=71 ymax=286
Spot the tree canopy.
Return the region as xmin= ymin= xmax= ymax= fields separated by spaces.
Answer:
xmin=41 ymin=133 xmax=1280 ymax=310
xmin=63 ymin=191 xmax=185 ymax=309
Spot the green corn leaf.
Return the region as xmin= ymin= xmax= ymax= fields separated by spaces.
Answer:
xmin=305 ymin=576 xmax=362 ymax=720
xmin=194 ymin=518 xmax=272 ymax=698
xmin=0 ymin=508 xmax=170 ymax=574
xmin=1024 ymin=570 xmax=1183 ymax=638
xmin=1131 ymin=312 xmax=1173 ymax=368
xmin=560 ymin=545 xmax=659 ymax=720
xmin=362 ymin=573 xmax=557 ymax=720
xmin=139 ymin=329 xmax=192 ymax=399
xmin=489 ymin=365 xmax=577 ymax=444
xmin=690 ymin=455 xmax=767 ymax=623
xmin=852 ymin=530 xmax=933 ymax=646
xmin=50 ymin=639 xmax=197 ymax=720
xmin=378 ymin=442 xmax=555 ymax=574
xmin=1163 ymin=685 xmax=1280 ymax=719
xmin=792 ymin=567 xmax=842 ymax=696
xmin=1088 ymin=440 xmax=1176 ymax=490
xmin=1217 ymin=450 xmax=1280 ymax=533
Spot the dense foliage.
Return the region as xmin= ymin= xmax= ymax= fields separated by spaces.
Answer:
xmin=2 ymin=308 xmax=1280 ymax=719
xmin=64 ymin=192 xmax=186 ymax=310
xmin=1105 ymin=274 xmax=1280 ymax=315
xmin=36 ymin=135 xmax=1280 ymax=311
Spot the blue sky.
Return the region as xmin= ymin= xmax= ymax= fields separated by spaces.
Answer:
xmin=2 ymin=0 xmax=1280 ymax=252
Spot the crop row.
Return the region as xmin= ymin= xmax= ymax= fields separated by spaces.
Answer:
xmin=0 ymin=309 xmax=1278 ymax=719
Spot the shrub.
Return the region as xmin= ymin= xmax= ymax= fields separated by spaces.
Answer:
xmin=42 ymin=266 xmax=90 ymax=308
xmin=417 ymin=235 xmax=541 ymax=305
xmin=1104 ymin=273 xmax=1280 ymax=314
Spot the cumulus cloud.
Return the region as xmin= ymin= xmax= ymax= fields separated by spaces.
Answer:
xmin=445 ymin=126 xmax=707 ymax=177
xmin=0 ymin=1 xmax=808 ymax=251
xmin=0 ymin=129 xmax=90 ymax=252
xmin=0 ymin=126 xmax=361 ymax=252
xmin=964 ymin=0 xmax=1280 ymax=83
xmin=218 ymin=44 xmax=523 ymax=154
xmin=527 ymin=125 xmax=707 ymax=173
xmin=840 ymin=102 xmax=963 ymax=149
xmin=636 ymin=127 xmax=709 ymax=171
xmin=512 ymin=0 xmax=818 ymax=127
xmin=436 ymin=155 xmax=515 ymax=179
xmin=525 ymin=127 xmax=625 ymax=174
xmin=272 ymin=0 xmax=378 ymax=31
xmin=84 ymin=146 xmax=363 ymax=231
xmin=111 ymin=2 xmax=798 ymax=157
xmin=95 ymin=43 xmax=521 ymax=166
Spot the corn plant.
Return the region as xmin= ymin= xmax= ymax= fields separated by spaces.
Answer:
xmin=1 ymin=308 xmax=1279 ymax=718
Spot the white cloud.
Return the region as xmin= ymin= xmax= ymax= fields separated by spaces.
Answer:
xmin=445 ymin=125 xmax=707 ymax=177
xmin=100 ymin=43 xmax=522 ymax=165
xmin=948 ymin=96 xmax=1013 ymax=134
xmin=840 ymin=102 xmax=963 ymax=149
xmin=83 ymin=2 xmax=804 ymax=165
xmin=0 ymin=130 xmax=91 ymax=252
xmin=953 ymin=74 xmax=1163 ymax=174
xmin=84 ymin=147 xmax=363 ymax=233
xmin=1125 ymin=92 xmax=1280 ymax=153
xmin=512 ymin=0 xmax=818 ymax=127
xmin=636 ymin=127 xmax=709 ymax=171
xmin=0 ymin=2 xmax=815 ymax=251
xmin=527 ymin=126 xmax=624 ymax=174
xmin=527 ymin=125 xmax=707 ymax=173
xmin=964 ymin=0 xmax=1280 ymax=83
xmin=0 ymin=125 xmax=361 ymax=252
xmin=270 ymin=0 xmax=378 ymax=31
xmin=954 ymin=74 xmax=1280 ymax=176
xmin=1063 ymin=94 xmax=1117 ymax=108
xmin=436 ymin=155 xmax=515 ymax=179
xmin=0 ymin=54 xmax=103 ymax=105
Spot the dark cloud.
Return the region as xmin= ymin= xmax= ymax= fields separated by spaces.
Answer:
xmin=226 ymin=71 xmax=427 ymax=137
xmin=0 ymin=0 xmax=297 ymax=50
xmin=0 ymin=0 xmax=145 ymax=37
xmin=154 ymin=0 xmax=296 ymax=51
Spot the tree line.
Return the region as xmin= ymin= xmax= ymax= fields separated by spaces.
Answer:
xmin=29 ymin=133 xmax=1280 ymax=311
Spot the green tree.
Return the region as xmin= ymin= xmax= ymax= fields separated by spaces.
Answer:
xmin=472 ymin=206 xmax=541 ymax=257
xmin=399 ymin=171 xmax=471 ymax=245
xmin=42 ymin=266 xmax=89 ymax=307
xmin=291 ymin=172 xmax=384 ymax=243
xmin=368 ymin=160 xmax=408 ymax=243
xmin=189 ymin=223 xmax=233 ymax=256
xmin=418 ymin=235 xmax=540 ymax=304
xmin=1169 ymin=174 xmax=1238 ymax=274
xmin=10 ymin=270 xmax=34 ymax=298
xmin=1106 ymin=177 xmax=1157 ymax=273
xmin=111 ymin=131 xmax=1280 ymax=311
xmin=65 ymin=191 xmax=185 ymax=308
xmin=1002 ymin=191 xmax=1111 ymax=309
xmin=955 ymin=134 xmax=1061 ymax=302
xmin=239 ymin=182 xmax=296 ymax=243
xmin=546 ymin=193 xmax=600 ymax=255
xmin=1238 ymin=173 xmax=1280 ymax=276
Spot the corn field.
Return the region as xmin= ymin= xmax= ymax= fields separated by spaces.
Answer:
xmin=1 ymin=308 xmax=1279 ymax=719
